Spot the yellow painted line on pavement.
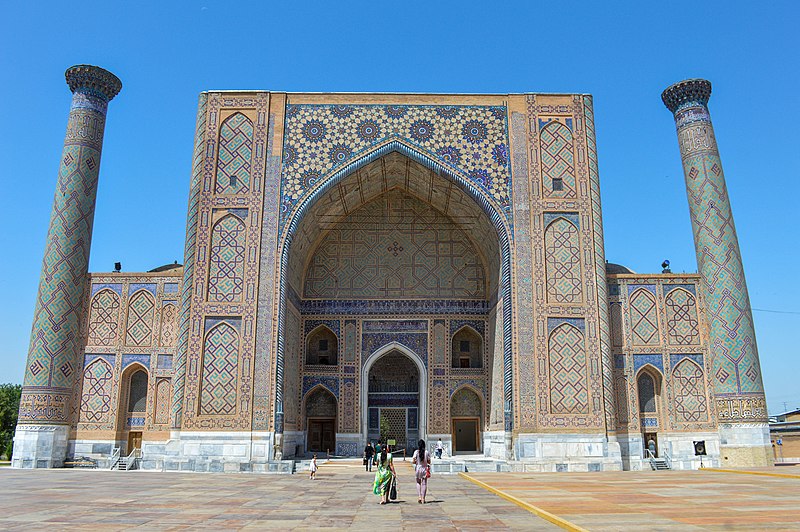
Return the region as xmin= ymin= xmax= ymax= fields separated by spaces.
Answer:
xmin=459 ymin=472 xmax=587 ymax=532
xmin=701 ymin=468 xmax=800 ymax=479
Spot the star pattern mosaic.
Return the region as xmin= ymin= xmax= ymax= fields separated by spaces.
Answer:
xmin=279 ymin=104 xmax=512 ymax=229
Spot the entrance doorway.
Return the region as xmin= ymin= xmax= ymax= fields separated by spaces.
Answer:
xmin=308 ymin=419 xmax=336 ymax=453
xmin=644 ymin=432 xmax=658 ymax=458
xmin=127 ymin=431 xmax=142 ymax=453
xmin=366 ymin=348 xmax=421 ymax=453
xmin=452 ymin=419 xmax=479 ymax=452
xmin=304 ymin=387 xmax=338 ymax=454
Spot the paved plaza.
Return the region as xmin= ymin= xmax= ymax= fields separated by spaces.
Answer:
xmin=1 ymin=461 xmax=798 ymax=530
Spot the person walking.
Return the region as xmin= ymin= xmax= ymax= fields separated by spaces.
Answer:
xmin=372 ymin=447 xmax=396 ymax=505
xmin=647 ymin=438 xmax=657 ymax=458
xmin=435 ymin=438 xmax=444 ymax=459
xmin=309 ymin=454 xmax=318 ymax=480
xmin=364 ymin=441 xmax=375 ymax=472
xmin=412 ymin=439 xmax=431 ymax=504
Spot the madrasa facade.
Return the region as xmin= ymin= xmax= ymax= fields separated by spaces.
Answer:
xmin=13 ymin=65 xmax=773 ymax=472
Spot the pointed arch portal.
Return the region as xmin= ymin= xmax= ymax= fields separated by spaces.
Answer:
xmin=275 ymin=142 xmax=513 ymax=441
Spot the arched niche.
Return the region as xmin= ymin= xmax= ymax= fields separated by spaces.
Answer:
xmin=451 ymin=326 xmax=483 ymax=368
xmin=306 ymin=326 xmax=338 ymax=366
xmin=450 ymin=386 xmax=483 ymax=453
xmin=304 ymin=386 xmax=337 ymax=453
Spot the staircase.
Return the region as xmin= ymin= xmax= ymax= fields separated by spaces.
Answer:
xmin=110 ymin=447 xmax=140 ymax=471
xmin=646 ymin=449 xmax=671 ymax=470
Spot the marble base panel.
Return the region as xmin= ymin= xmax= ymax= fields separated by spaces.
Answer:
xmin=138 ymin=431 xmax=290 ymax=473
xmin=427 ymin=433 xmax=453 ymax=458
xmin=11 ymin=425 xmax=70 ymax=469
xmin=69 ymin=439 xmax=123 ymax=468
xmin=618 ymin=431 xmax=720 ymax=471
xmin=483 ymin=430 xmax=513 ymax=460
xmin=719 ymin=423 xmax=773 ymax=468
xmin=512 ymin=432 xmax=623 ymax=472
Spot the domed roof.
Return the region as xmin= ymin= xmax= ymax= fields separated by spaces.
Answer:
xmin=147 ymin=262 xmax=183 ymax=273
xmin=605 ymin=262 xmax=635 ymax=275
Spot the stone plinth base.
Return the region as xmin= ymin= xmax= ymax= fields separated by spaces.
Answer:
xmin=618 ymin=431 xmax=720 ymax=471
xmin=511 ymin=432 xmax=622 ymax=472
xmin=11 ymin=425 xmax=69 ymax=468
xmin=719 ymin=423 xmax=773 ymax=467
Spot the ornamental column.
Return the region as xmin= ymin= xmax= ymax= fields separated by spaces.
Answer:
xmin=14 ymin=65 xmax=121 ymax=468
xmin=662 ymin=79 xmax=771 ymax=467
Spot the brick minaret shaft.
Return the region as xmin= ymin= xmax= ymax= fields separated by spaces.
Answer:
xmin=17 ymin=66 xmax=121 ymax=460
xmin=662 ymin=79 xmax=771 ymax=466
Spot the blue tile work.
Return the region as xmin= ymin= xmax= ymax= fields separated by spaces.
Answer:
xmin=127 ymin=417 xmax=146 ymax=427
xmin=361 ymin=333 xmax=428 ymax=367
xmin=158 ymin=354 xmax=173 ymax=370
xmin=664 ymin=283 xmax=696 ymax=296
xmin=363 ymin=320 xmax=427 ymax=333
xmin=303 ymin=319 xmax=340 ymax=337
xmin=204 ymin=317 xmax=242 ymax=332
xmin=369 ymin=408 xmax=379 ymax=430
xmin=614 ymin=354 xmax=625 ymax=369
xmin=336 ymin=441 xmax=360 ymax=457
xmin=450 ymin=319 xmax=486 ymax=338
xmin=91 ymin=283 xmax=123 ymax=296
xmin=279 ymin=104 xmax=513 ymax=230
xmin=642 ymin=417 xmax=658 ymax=428
xmin=129 ymin=283 xmax=157 ymax=297
xmin=302 ymin=375 xmax=339 ymax=398
xmin=627 ymin=284 xmax=656 ymax=296
xmin=546 ymin=317 xmax=586 ymax=334
xmin=450 ymin=379 xmax=485 ymax=397
xmin=538 ymin=117 xmax=574 ymax=131
xmin=164 ymin=283 xmax=179 ymax=294
xmin=543 ymin=212 xmax=580 ymax=229
xmin=300 ymin=299 xmax=489 ymax=316
xmin=669 ymin=353 xmax=704 ymax=369
xmin=408 ymin=408 xmax=418 ymax=429
xmin=84 ymin=353 xmax=115 ymax=368
xmin=608 ymin=283 xmax=620 ymax=296
xmin=122 ymin=354 xmax=151 ymax=370
xmin=633 ymin=354 xmax=664 ymax=374
xmin=367 ymin=393 xmax=419 ymax=407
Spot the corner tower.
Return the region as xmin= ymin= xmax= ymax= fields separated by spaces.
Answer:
xmin=14 ymin=65 xmax=121 ymax=468
xmin=662 ymin=79 xmax=771 ymax=467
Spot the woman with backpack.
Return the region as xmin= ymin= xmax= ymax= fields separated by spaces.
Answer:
xmin=412 ymin=439 xmax=431 ymax=504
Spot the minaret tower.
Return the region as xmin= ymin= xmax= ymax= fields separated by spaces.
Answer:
xmin=14 ymin=65 xmax=121 ymax=468
xmin=662 ymin=79 xmax=771 ymax=467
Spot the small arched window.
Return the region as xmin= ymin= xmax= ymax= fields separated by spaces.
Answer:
xmin=306 ymin=327 xmax=338 ymax=365
xmin=637 ymin=372 xmax=657 ymax=414
xmin=451 ymin=327 xmax=482 ymax=368
xmin=128 ymin=370 xmax=148 ymax=413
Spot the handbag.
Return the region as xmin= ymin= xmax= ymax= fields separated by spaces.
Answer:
xmin=425 ymin=464 xmax=431 ymax=479
xmin=389 ymin=477 xmax=397 ymax=500
xmin=362 ymin=457 xmax=367 ymax=466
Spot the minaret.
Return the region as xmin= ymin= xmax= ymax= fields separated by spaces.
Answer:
xmin=14 ymin=65 xmax=121 ymax=468
xmin=662 ymin=79 xmax=771 ymax=467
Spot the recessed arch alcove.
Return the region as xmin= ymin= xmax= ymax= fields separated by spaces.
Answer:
xmin=276 ymin=142 xmax=511 ymax=450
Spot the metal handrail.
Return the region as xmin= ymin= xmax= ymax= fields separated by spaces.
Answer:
xmin=126 ymin=448 xmax=141 ymax=470
xmin=663 ymin=450 xmax=672 ymax=469
xmin=109 ymin=447 xmax=121 ymax=470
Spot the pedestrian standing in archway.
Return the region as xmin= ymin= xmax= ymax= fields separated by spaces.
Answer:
xmin=412 ymin=439 xmax=431 ymax=504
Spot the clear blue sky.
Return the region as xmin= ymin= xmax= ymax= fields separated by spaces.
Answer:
xmin=1 ymin=1 xmax=797 ymax=414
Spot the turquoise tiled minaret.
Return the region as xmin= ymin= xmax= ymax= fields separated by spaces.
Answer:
xmin=14 ymin=65 xmax=121 ymax=468
xmin=662 ymin=79 xmax=771 ymax=466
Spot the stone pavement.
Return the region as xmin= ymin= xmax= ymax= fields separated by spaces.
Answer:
xmin=2 ymin=461 xmax=799 ymax=531
xmin=466 ymin=466 xmax=800 ymax=531
xmin=0 ymin=459 xmax=556 ymax=531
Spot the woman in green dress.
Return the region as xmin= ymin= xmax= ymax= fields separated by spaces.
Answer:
xmin=372 ymin=446 xmax=396 ymax=504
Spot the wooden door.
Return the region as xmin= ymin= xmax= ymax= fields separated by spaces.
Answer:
xmin=127 ymin=431 xmax=142 ymax=452
xmin=308 ymin=419 xmax=336 ymax=453
xmin=453 ymin=419 xmax=479 ymax=452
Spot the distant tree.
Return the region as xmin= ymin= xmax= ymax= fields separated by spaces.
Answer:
xmin=0 ymin=384 xmax=22 ymax=460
